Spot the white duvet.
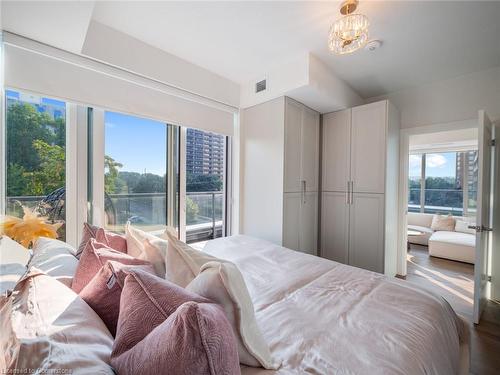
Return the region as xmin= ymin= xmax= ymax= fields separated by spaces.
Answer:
xmin=199 ymin=235 xmax=469 ymax=375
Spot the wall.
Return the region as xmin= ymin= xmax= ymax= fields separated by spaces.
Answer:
xmin=240 ymin=97 xmax=285 ymax=244
xmin=82 ymin=21 xmax=240 ymax=108
xmin=368 ymin=66 xmax=500 ymax=129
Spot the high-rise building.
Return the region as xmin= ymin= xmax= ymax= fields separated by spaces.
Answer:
xmin=186 ymin=129 xmax=225 ymax=177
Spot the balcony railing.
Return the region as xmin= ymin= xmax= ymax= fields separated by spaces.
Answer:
xmin=6 ymin=191 xmax=224 ymax=244
xmin=408 ymin=188 xmax=477 ymax=216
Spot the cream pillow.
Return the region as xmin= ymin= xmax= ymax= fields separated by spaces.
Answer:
xmin=29 ymin=237 xmax=78 ymax=287
xmin=125 ymin=223 xmax=167 ymax=277
xmin=186 ymin=261 xmax=279 ymax=369
xmin=0 ymin=236 xmax=30 ymax=295
xmin=455 ymin=220 xmax=476 ymax=235
xmin=431 ymin=214 xmax=456 ymax=231
xmin=0 ymin=269 xmax=114 ymax=374
xmin=164 ymin=227 xmax=219 ymax=287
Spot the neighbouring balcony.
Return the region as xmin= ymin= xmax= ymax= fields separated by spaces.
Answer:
xmin=6 ymin=191 xmax=223 ymax=244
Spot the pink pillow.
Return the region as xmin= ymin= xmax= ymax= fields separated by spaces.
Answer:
xmin=72 ymin=239 xmax=151 ymax=294
xmin=79 ymin=261 xmax=156 ymax=336
xmin=111 ymin=270 xmax=240 ymax=375
xmin=76 ymin=223 xmax=127 ymax=258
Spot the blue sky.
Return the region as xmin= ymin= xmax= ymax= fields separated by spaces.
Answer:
xmin=409 ymin=152 xmax=456 ymax=178
xmin=105 ymin=111 xmax=167 ymax=176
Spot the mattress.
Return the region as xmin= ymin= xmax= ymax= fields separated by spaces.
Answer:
xmin=199 ymin=235 xmax=469 ymax=375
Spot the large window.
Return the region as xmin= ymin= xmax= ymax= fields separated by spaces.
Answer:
xmin=408 ymin=151 xmax=478 ymax=217
xmin=104 ymin=111 xmax=170 ymax=233
xmin=5 ymin=90 xmax=67 ymax=240
xmin=185 ymin=128 xmax=226 ymax=243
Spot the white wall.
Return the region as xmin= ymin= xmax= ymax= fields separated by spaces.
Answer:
xmin=82 ymin=21 xmax=240 ymax=108
xmin=368 ymin=66 xmax=500 ymax=129
xmin=240 ymin=97 xmax=285 ymax=244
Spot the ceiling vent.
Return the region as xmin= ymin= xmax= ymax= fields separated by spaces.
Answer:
xmin=255 ymin=79 xmax=267 ymax=93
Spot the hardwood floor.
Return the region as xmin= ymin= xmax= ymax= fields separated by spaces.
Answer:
xmin=406 ymin=244 xmax=500 ymax=375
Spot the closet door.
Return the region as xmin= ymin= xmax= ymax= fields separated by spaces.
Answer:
xmin=349 ymin=193 xmax=384 ymax=273
xmin=321 ymin=191 xmax=349 ymax=264
xmin=351 ymin=101 xmax=386 ymax=194
xmin=299 ymin=192 xmax=318 ymax=255
xmin=301 ymin=108 xmax=319 ymax=192
xmin=284 ymin=100 xmax=303 ymax=193
xmin=322 ymin=110 xmax=351 ymax=192
xmin=283 ymin=192 xmax=301 ymax=250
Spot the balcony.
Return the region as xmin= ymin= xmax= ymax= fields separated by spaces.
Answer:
xmin=408 ymin=188 xmax=477 ymax=216
xmin=6 ymin=191 xmax=224 ymax=244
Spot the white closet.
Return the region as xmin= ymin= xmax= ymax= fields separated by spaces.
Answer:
xmin=321 ymin=100 xmax=400 ymax=275
xmin=240 ymin=97 xmax=319 ymax=255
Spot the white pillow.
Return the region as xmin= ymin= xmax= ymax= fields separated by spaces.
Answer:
xmin=164 ymin=227 xmax=218 ymax=287
xmin=125 ymin=223 xmax=167 ymax=277
xmin=28 ymin=237 xmax=78 ymax=288
xmin=186 ymin=261 xmax=279 ymax=369
xmin=0 ymin=236 xmax=30 ymax=295
xmin=431 ymin=214 xmax=456 ymax=231
xmin=455 ymin=220 xmax=476 ymax=235
xmin=0 ymin=269 xmax=114 ymax=374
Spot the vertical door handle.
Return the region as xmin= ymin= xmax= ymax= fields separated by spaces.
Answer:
xmin=346 ymin=181 xmax=350 ymax=204
xmin=349 ymin=181 xmax=354 ymax=205
xmin=301 ymin=180 xmax=306 ymax=204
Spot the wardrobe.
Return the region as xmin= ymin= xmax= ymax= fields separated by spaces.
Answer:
xmin=320 ymin=100 xmax=400 ymax=275
xmin=240 ymin=97 xmax=320 ymax=255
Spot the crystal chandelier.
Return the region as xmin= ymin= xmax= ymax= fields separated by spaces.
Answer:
xmin=328 ymin=0 xmax=369 ymax=55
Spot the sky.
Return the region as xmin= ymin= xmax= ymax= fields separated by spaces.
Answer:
xmin=409 ymin=152 xmax=456 ymax=178
xmin=105 ymin=111 xmax=167 ymax=176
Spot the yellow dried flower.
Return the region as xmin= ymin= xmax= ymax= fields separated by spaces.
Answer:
xmin=0 ymin=205 xmax=62 ymax=248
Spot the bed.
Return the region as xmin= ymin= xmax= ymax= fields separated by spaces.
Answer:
xmin=196 ymin=235 xmax=470 ymax=375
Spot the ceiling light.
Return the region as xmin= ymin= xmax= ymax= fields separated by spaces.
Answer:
xmin=328 ymin=0 xmax=369 ymax=55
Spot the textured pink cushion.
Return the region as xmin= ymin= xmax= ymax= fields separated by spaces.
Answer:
xmin=72 ymin=239 xmax=151 ymax=294
xmin=111 ymin=269 xmax=240 ymax=375
xmin=76 ymin=223 xmax=127 ymax=258
xmin=79 ymin=261 xmax=155 ymax=336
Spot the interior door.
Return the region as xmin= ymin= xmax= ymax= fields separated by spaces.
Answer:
xmin=473 ymin=110 xmax=494 ymax=324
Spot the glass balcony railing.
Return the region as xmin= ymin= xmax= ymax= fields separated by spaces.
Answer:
xmin=6 ymin=191 xmax=224 ymax=244
xmin=408 ymin=188 xmax=477 ymax=216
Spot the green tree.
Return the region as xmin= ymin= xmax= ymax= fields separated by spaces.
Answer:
xmin=133 ymin=173 xmax=166 ymax=193
xmin=104 ymin=155 xmax=123 ymax=194
xmin=186 ymin=174 xmax=223 ymax=192
xmin=25 ymin=140 xmax=65 ymax=195
xmin=186 ymin=196 xmax=199 ymax=223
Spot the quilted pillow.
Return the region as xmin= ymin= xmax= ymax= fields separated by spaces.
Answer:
xmin=29 ymin=237 xmax=78 ymax=287
xmin=165 ymin=227 xmax=219 ymax=287
xmin=125 ymin=223 xmax=167 ymax=277
xmin=186 ymin=261 xmax=278 ymax=369
xmin=0 ymin=269 xmax=114 ymax=374
xmin=79 ymin=261 xmax=156 ymax=336
xmin=76 ymin=223 xmax=127 ymax=258
xmin=72 ymin=239 xmax=151 ymax=294
xmin=431 ymin=214 xmax=456 ymax=231
xmin=111 ymin=269 xmax=240 ymax=375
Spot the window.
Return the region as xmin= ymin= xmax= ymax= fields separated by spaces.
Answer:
xmin=408 ymin=151 xmax=478 ymax=217
xmin=185 ymin=128 xmax=226 ymax=243
xmin=5 ymin=89 xmax=67 ymax=240
xmin=104 ymin=111 xmax=169 ymax=233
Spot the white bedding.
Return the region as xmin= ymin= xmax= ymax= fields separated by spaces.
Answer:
xmin=199 ymin=235 xmax=469 ymax=375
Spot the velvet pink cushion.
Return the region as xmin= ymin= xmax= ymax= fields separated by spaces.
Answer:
xmin=79 ymin=261 xmax=155 ymax=336
xmin=76 ymin=223 xmax=127 ymax=258
xmin=111 ymin=270 xmax=240 ymax=375
xmin=72 ymin=239 xmax=151 ymax=294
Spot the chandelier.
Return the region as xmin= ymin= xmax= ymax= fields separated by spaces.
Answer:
xmin=328 ymin=0 xmax=369 ymax=55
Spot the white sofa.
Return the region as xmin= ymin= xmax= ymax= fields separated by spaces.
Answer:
xmin=407 ymin=212 xmax=476 ymax=264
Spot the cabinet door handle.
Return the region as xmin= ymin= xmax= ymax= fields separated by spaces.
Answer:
xmin=301 ymin=180 xmax=306 ymax=204
xmin=350 ymin=181 xmax=354 ymax=204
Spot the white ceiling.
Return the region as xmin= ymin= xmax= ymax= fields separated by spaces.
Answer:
xmin=3 ymin=1 xmax=500 ymax=99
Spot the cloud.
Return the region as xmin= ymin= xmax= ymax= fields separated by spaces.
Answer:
xmin=409 ymin=154 xmax=421 ymax=169
xmin=426 ymin=154 xmax=447 ymax=168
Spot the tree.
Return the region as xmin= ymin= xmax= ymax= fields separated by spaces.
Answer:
xmin=186 ymin=174 xmax=223 ymax=192
xmin=186 ymin=196 xmax=199 ymax=223
xmin=133 ymin=173 xmax=166 ymax=193
xmin=104 ymin=155 xmax=123 ymax=194
xmin=25 ymin=140 xmax=65 ymax=196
